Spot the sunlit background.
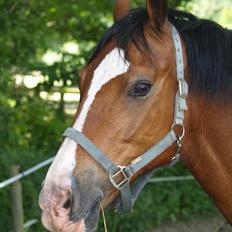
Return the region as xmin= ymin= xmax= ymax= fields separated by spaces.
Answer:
xmin=12 ymin=0 xmax=232 ymax=115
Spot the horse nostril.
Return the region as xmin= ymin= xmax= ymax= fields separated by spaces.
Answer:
xmin=54 ymin=211 xmax=59 ymax=217
xmin=63 ymin=198 xmax=71 ymax=209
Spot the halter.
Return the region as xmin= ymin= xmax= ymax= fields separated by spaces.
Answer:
xmin=63 ymin=25 xmax=188 ymax=214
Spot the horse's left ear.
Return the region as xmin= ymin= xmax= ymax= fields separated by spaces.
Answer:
xmin=146 ymin=0 xmax=168 ymax=30
xmin=114 ymin=0 xmax=131 ymax=22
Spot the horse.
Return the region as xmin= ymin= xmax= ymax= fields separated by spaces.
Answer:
xmin=39 ymin=0 xmax=232 ymax=231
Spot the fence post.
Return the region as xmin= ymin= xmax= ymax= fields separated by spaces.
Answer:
xmin=10 ymin=165 xmax=24 ymax=232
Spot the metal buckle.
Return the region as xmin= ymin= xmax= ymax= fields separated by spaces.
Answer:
xmin=109 ymin=166 xmax=130 ymax=190
xmin=171 ymin=153 xmax=181 ymax=166
xmin=170 ymin=123 xmax=184 ymax=167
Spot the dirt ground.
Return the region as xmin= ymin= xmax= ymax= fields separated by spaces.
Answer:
xmin=152 ymin=215 xmax=232 ymax=232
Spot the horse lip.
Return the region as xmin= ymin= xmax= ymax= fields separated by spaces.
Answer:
xmin=70 ymin=196 xmax=101 ymax=221
xmin=84 ymin=201 xmax=100 ymax=232
xmin=86 ymin=197 xmax=101 ymax=217
xmin=70 ymin=174 xmax=105 ymax=231
xmin=69 ymin=197 xmax=101 ymax=232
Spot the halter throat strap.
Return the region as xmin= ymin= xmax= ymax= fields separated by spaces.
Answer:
xmin=62 ymin=25 xmax=188 ymax=214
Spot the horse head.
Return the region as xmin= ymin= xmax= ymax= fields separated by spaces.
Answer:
xmin=39 ymin=0 xmax=188 ymax=231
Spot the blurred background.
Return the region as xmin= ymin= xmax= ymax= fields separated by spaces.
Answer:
xmin=0 ymin=0 xmax=231 ymax=231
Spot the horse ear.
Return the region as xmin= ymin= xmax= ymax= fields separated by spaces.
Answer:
xmin=146 ymin=0 xmax=168 ymax=30
xmin=114 ymin=0 xmax=131 ymax=22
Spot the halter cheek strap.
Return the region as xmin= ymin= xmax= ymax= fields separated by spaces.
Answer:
xmin=62 ymin=25 xmax=188 ymax=214
xmin=63 ymin=127 xmax=177 ymax=213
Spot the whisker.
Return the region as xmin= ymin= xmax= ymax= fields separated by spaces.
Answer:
xmin=99 ymin=200 xmax=108 ymax=232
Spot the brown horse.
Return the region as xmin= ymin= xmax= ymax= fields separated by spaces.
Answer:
xmin=39 ymin=0 xmax=232 ymax=231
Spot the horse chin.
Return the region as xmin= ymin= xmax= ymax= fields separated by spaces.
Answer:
xmin=70 ymin=201 xmax=100 ymax=232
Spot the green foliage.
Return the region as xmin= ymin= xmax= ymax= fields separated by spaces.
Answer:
xmin=0 ymin=81 xmax=69 ymax=231
xmin=186 ymin=0 xmax=232 ymax=28
xmin=0 ymin=0 xmax=231 ymax=231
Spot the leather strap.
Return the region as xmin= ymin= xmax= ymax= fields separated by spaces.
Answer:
xmin=172 ymin=25 xmax=188 ymax=126
xmin=63 ymin=127 xmax=117 ymax=172
xmin=63 ymin=127 xmax=133 ymax=214
xmin=63 ymin=127 xmax=177 ymax=213
xmin=63 ymin=128 xmax=176 ymax=213
xmin=126 ymin=131 xmax=177 ymax=175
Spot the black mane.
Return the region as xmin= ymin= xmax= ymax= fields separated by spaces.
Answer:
xmin=89 ymin=8 xmax=232 ymax=98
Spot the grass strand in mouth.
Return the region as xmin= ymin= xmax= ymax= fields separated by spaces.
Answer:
xmin=99 ymin=200 xmax=108 ymax=232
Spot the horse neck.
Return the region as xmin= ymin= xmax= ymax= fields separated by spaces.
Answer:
xmin=182 ymin=93 xmax=232 ymax=223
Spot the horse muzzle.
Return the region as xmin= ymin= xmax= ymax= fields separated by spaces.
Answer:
xmin=39 ymin=176 xmax=103 ymax=232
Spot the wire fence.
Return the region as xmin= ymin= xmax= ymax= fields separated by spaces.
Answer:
xmin=0 ymin=157 xmax=195 ymax=189
xmin=0 ymin=157 xmax=54 ymax=189
xmin=149 ymin=175 xmax=195 ymax=183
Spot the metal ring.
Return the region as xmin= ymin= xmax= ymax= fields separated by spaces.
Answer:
xmin=171 ymin=123 xmax=185 ymax=141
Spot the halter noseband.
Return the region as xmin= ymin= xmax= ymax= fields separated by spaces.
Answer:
xmin=63 ymin=25 xmax=188 ymax=214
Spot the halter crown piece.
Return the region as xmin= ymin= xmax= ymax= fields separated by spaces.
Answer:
xmin=63 ymin=25 xmax=188 ymax=214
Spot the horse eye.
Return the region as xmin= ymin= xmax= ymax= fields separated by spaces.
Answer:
xmin=128 ymin=80 xmax=152 ymax=97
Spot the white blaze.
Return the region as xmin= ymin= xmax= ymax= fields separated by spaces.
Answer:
xmin=44 ymin=48 xmax=130 ymax=187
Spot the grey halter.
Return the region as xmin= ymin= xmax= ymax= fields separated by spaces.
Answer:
xmin=63 ymin=25 xmax=188 ymax=214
